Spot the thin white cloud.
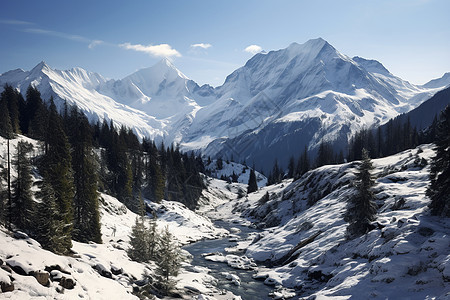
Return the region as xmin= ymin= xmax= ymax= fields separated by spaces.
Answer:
xmin=191 ymin=43 xmax=212 ymax=49
xmin=23 ymin=27 xmax=105 ymax=50
xmin=0 ymin=19 xmax=34 ymax=25
xmin=24 ymin=28 xmax=88 ymax=42
xmin=244 ymin=44 xmax=263 ymax=55
xmin=120 ymin=43 xmax=181 ymax=58
xmin=88 ymin=40 xmax=104 ymax=49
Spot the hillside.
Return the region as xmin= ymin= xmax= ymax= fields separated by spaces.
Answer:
xmin=204 ymin=144 xmax=449 ymax=299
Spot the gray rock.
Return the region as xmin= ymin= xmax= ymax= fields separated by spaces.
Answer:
xmin=60 ymin=277 xmax=76 ymax=289
xmin=33 ymin=271 xmax=50 ymax=286
xmin=1 ymin=281 xmax=14 ymax=292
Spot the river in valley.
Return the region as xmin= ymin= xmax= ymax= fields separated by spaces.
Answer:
xmin=183 ymin=220 xmax=275 ymax=299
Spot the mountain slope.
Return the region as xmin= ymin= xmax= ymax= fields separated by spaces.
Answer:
xmin=212 ymin=144 xmax=449 ymax=299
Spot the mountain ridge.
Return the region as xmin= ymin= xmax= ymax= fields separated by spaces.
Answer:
xmin=1 ymin=38 xmax=449 ymax=172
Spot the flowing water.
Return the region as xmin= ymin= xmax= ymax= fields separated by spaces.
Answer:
xmin=183 ymin=221 xmax=274 ymax=299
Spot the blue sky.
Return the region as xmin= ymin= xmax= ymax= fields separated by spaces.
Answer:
xmin=1 ymin=0 xmax=449 ymax=86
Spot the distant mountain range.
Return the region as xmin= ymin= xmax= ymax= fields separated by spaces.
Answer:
xmin=1 ymin=38 xmax=449 ymax=172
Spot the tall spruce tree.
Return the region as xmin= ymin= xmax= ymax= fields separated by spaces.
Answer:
xmin=426 ymin=105 xmax=450 ymax=217
xmin=1 ymin=84 xmax=21 ymax=134
xmin=345 ymin=148 xmax=377 ymax=238
xmin=42 ymin=99 xmax=74 ymax=253
xmin=34 ymin=179 xmax=65 ymax=253
xmin=70 ymin=109 xmax=102 ymax=243
xmin=247 ymin=168 xmax=258 ymax=194
xmin=155 ymin=226 xmax=182 ymax=295
xmin=0 ymin=97 xmax=13 ymax=138
xmin=128 ymin=216 xmax=150 ymax=262
xmin=11 ymin=141 xmax=34 ymax=231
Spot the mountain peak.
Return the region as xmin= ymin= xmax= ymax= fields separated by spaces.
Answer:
xmin=284 ymin=38 xmax=335 ymax=60
xmin=151 ymin=58 xmax=188 ymax=80
xmin=31 ymin=61 xmax=50 ymax=73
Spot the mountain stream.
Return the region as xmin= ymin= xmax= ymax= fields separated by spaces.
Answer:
xmin=183 ymin=220 xmax=274 ymax=299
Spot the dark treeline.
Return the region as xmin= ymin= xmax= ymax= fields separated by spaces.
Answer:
xmin=267 ymin=106 xmax=444 ymax=184
xmin=347 ymin=115 xmax=436 ymax=161
xmin=0 ymin=84 xmax=205 ymax=254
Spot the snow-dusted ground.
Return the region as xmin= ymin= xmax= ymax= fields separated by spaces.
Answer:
xmin=1 ymin=135 xmax=449 ymax=299
xmin=205 ymin=159 xmax=267 ymax=188
xmin=209 ymin=144 xmax=449 ymax=299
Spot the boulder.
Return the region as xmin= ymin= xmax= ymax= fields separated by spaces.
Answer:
xmin=1 ymin=281 xmax=14 ymax=293
xmin=60 ymin=277 xmax=76 ymax=289
xmin=33 ymin=271 xmax=50 ymax=286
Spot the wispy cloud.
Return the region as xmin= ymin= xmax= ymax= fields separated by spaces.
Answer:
xmin=23 ymin=27 xmax=105 ymax=50
xmin=0 ymin=19 xmax=34 ymax=26
xmin=119 ymin=43 xmax=181 ymax=58
xmin=244 ymin=44 xmax=263 ymax=55
xmin=88 ymin=40 xmax=104 ymax=49
xmin=23 ymin=28 xmax=89 ymax=42
xmin=191 ymin=43 xmax=212 ymax=50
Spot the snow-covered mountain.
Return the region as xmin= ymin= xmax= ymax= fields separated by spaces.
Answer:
xmin=1 ymin=38 xmax=449 ymax=172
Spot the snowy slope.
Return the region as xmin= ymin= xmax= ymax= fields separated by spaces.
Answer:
xmin=205 ymin=159 xmax=267 ymax=188
xmin=212 ymin=144 xmax=450 ymax=299
xmin=1 ymin=39 xmax=449 ymax=171
xmin=0 ymin=135 xmax=232 ymax=299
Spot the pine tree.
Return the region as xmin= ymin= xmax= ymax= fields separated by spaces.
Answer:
xmin=155 ymin=226 xmax=182 ymax=295
xmin=0 ymin=97 xmax=14 ymax=139
xmin=345 ymin=148 xmax=377 ymax=238
xmin=26 ymin=87 xmax=48 ymax=139
xmin=426 ymin=105 xmax=450 ymax=217
xmin=295 ymin=146 xmax=310 ymax=179
xmin=68 ymin=108 xmax=102 ymax=243
xmin=247 ymin=168 xmax=258 ymax=194
xmin=128 ymin=217 xmax=150 ymax=262
xmin=41 ymin=99 xmax=74 ymax=253
xmin=1 ymin=84 xmax=20 ymax=134
xmin=11 ymin=141 xmax=34 ymax=231
xmin=34 ymin=179 xmax=65 ymax=253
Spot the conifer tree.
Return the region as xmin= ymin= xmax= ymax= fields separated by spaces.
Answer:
xmin=247 ymin=168 xmax=258 ymax=194
xmin=426 ymin=105 xmax=450 ymax=217
xmin=295 ymin=146 xmax=310 ymax=179
xmin=128 ymin=217 xmax=149 ymax=262
xmin=155 ymin=226 xmax=182 ymax=295
xmin=1 ymin=84 xmax=20 ymax=134
xmin=11 ymin=141 xmax=34 ymax=231
xmin=42 ymin=99 xmax=74 ymax=253
xmin=345 ymin=148 xmax=377 ymax=238
xmin=0 ymin=97 xmax=13 ymax=138
xmin=26 ymin=87 xmax=48 ymax=139
xmin=69 ymin=108 xmax=102 ymax=243
xmin=34 ymin=179 xmax=64 ymax=253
